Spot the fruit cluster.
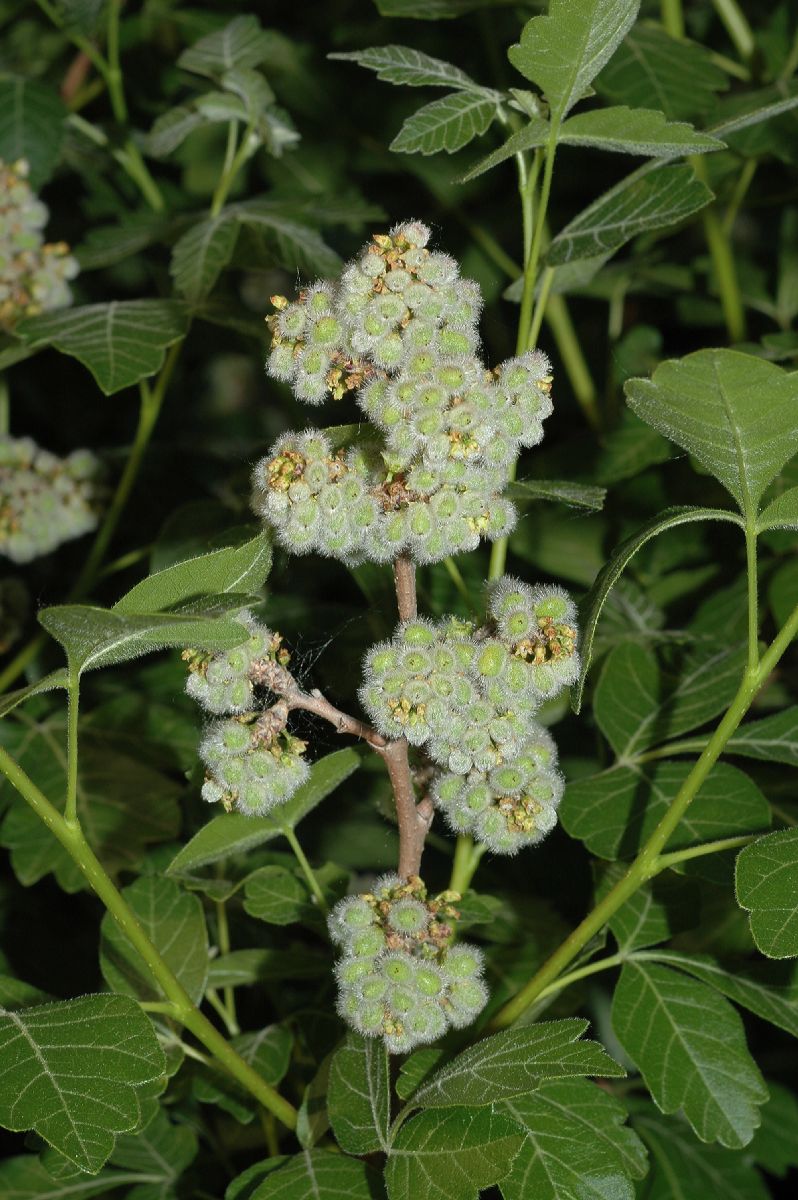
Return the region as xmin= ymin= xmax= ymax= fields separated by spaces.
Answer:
xmin=0 ymin=436 xmax=101 ymax=563
xmin=255 ymin=221 xmax=553 ymax=565
xmin=184 ymin=613 xmax=310 ymax=816
xmin=360 ymin=578 xmax=578 ymax=853
xmin=328 ymin=874 xmax=487 ymax=1053
xmin=0 ymin=159 xmax=78 ymax=331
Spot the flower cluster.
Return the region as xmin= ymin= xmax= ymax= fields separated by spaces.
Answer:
xmin=0 ymin=436 xmax=101 ymax=563
xmin=184 ymin=613 xmax=310 ymax=815
xmin=328 ymin=874 xmax=487 ymax=1053
xmin=361 ymin=579 xmax=577 ymax=854
xmin=0 ymin=159 xmax=78 ymax=332
xmin=255 ymin=221 xmax=553 ymax=565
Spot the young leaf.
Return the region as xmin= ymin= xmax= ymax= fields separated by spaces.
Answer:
xmin=385 ymin=1108 xmax=524 ymax=1200
xmin=177 ymin=16 xmax=272 ymax=79
xmin=170 ymin=213 xmax=240 ymax=303
xmin=100 ymin=876 xmax=209 ymax=1004
xmin=232 ymin=1149 xmax=381 ymax=1198
xmin=327 ymin=1032 xmax=390 ymax=1154
xmin=411 ymin=1019 xmax=624 ymax=1109
xmin=330 ymin=45 xmax=484 ymax=92
xmin=166 ymin=748 xmax=361 ymax=874
xmin=243 ymin=866 xmax=310 ymax=926
xmin=460 ymin=116 xmax=550 ymax=181
xmin=500 ymin=1077 xmax=648 ymax=1200
xmin=560 ymin=106 xmax=724 ymax=156
xmin=113 ymin=532 xmax=272 ymax=615
xmin=726 ymin=708 xmax=798 ymax=767
xmin=0 ymin=78 xmax=66 ymax=188
xmin=625 ymin=350 xmax=798 ymax=520
xmin=547 ymin=163 xmax=712 ymax=265
xmin=736 ymin=829 xmax=798 ymax=958
xmin=15 ymin=301 xmax=189 ymax=394
xmin=633 ymin=1106 xmax=770 ymax=1200
xmin=0 ymin=995 xmax=165 ymax=1172
xmin=611 ymin=962 xmax=768 ymax=1148
xmin=595 ymin=23 xmax=729 ymax=121
xmin=757 ymin=486 xmax=798 ymax=532
xmin=391 ymin=92 xmax=500 ymax=155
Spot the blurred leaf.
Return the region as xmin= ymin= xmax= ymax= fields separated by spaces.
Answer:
xmin=633 ymin=1105 xmax=770 ymax=1200
xmin=243 ymin=866 xmax=310 ymax=925
xmin=207 ymin=948 xmax=329 ymax=988
xmin=600 ymin=865 xmax=700 ymax=951
xmin=233 ymin=200 xmax=342 ymax=276
xmin=508 ymin=478 xmax=606 ymax=510
xmin=170 ymin=213 xmax=240 ymax=302
xmin=757 ymin=487 xmax=798 ymax=532
xmin=177 ymin=16 xmax=272 ymax=80
xmin=736 ymin=829 xmax=798 ymax=958
xmin=110 ymin=1106 xmax=198 ymax=1195
xmin=0 ymin=669 xmax=68 ymax=719
xmin=749 ymin=1082 xmax=798 ymax=1177
xmin=194 ymin=1026 xmax=293 ymax=1123
xmin=595 ymin=23 xmax=728 ymax=121
xmin=0 ymin=78 xmax=66 ymax=188
xmin=726 ymin=708 xmax=798 ymax=767
xmin=231 ymin=1149 xmax=380 ymax=1197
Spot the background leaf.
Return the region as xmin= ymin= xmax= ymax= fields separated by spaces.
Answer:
xmin=736 ymin=829 xmax=798 ymax=958
xmin=0 ymin=78 xmax=66 ymax=187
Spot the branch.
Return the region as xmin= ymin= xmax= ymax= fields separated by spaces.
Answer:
xmin=394 ymin=553 xmax=418 ymax=621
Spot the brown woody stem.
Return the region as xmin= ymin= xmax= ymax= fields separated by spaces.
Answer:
xmin=394 ymin=553 xmax=418 ymax=621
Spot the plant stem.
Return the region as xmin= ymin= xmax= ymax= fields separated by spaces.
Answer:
xmin=285 ymin=827 xmax=328 ymax=913
xmin=660 ymin=0 xmax=685 ymax=38
xmin=449 ymin=838 xmax=486 ymax=894
xmin=656 ymin=833 xmax=758 ymax=870
xmin=0 ymin=743 xmax=298 ymax=1129
xmin=394 ymin=553 xmax=418 ymax=621
xmin=105 ymin=0 xmax=126 ymax=122
xmin=210 ymin=126 xmax=253 ymax=218
xmin=0 ymin=373 xmax=9 ymax=435
xmin=745 ymin=520 xmax=759 ymax=672
xmin=535 ymin=952 xmax=626 ymax=1002
xmin=215 ymin=882 xmax=239 ymax=1035
xmin=691 ymin=156 xmax=746 ymax=342
xmin=723 ymin=159 xmax=757 ymax=236
xmin=443 ymin=556 xmax=477 ymax=615
xmin=65 ymin=670 xmax=80 ymax=827
xmin=527 ymin=266 xmax=555 ymax=352
xmin=711 ymin=0 xmax=756 ymax=62
xmin=517 ymin=131 xmax=559 ymax=355
xmin=491 ymin=602 xmax=798 ymax=1027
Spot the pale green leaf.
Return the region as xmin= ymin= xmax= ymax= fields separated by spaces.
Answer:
xmin=178 ymin=16 xmax=272 ymax=80
xmin=167 ymin=748 xmax=361 ymax=874
xmin=633 ymin=1106 xmax=770 ymax=1200
xmin=508 ymin=478 xmax=606 ymax=511
xmin=595 ymin=23 xmax=728 ymax=122
xmin=757 ymin=487 xmax=798 ymax=532
xmin=16 ymin=301 xmax=189 ymax=395
xmin=170 ymin=213 xmax=240 ymax=302
xmin=560 ymin=106 xmax=724 ymax=156
xmin=0 ymin=995 xmax=165 ymax=1173
xmin=390 ymin=91 xmax=499 ymax=155
xmin=329 ymin=45 xmax=484 ymax=92
xmin=100 ymin=876 xmax=209 ymax=1005
xmin=114 ymin=533 xmax=271 ymax=615
xmin=328 ymin=1033 xmax=390 ymax=1155
xmin=242 ymin=1149 xmax=380 ymax=1198
xmin=385 ymin=1108 xmax=524 ymax=1200
xmin=508 ymin=0 xmax=640 ymax=120
xmin=500 ymin=1077 xmax=648 ymax=1200
xmin=412 ymin=1019 xmax=624 ymax=1109
xmin=625 ymin=350 xmax=798 ymax=518
xmin=0 ymin=78 xmax=66 ymax=188
xmin=547 ymin=164 xmax=712 ymax=265
xmin=611 ymin=962 xmax=767 ymax=1147
xmin=736 ymin=829 xmax=798 ymax=958
xmin=726 ymin=708 xmax=798 ymax=767
xmin=243 ymin=866 xmax=310 ymax=926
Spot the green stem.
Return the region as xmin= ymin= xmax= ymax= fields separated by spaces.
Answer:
xmin=443 ymin=556 xmax=477 ymax=615
xmin=448 ymin=838 xmax=485 ymax=894
xmin=711 ymin=0 xmax=756 ymax=62
xmin=210 ymin=124 xmax=252 ymax=218
xmin=635 ymin=736 xmax=708 ymax=763
xmin=285 ymin=827 xmax=328 ymax=913
xmin=723 ymin=159 xmax=757 ymax=235
xmin=491 ymin=602 xmax=798 ymax=1028
xmin=206 ymin=987 xmax=238 ymax=1037
xmin=215 ymin=884 xmax=239 ymax=1035
xmin=513 ymin=151 xmax=542 ymax=359
xmin=527 ymin=266 xmax=555 ymax=354
xmin=536 ymin=952 xmax=626 ymax=1002
xmin=105 ymin=0 xmax=126 ymax=122
xmin=660 ymin=0 xmax=684 ymax=38
xmin=656 ymin=833 xmax=758 ymax=870
xmin=745 ymin=520 xmax=759 ymax=672
xmin=0 ymin=742 xmax=298 ymax=1130
xmin=692 ymin=156 xmax=746 ymax=342
xmin=65 ymin=670 xmax=80 ymax=827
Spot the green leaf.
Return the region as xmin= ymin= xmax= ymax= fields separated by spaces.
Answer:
xmin=110 ymin=1106 xmax=198 ymax=1194
xmin=757 ymin=486 xmax=798 ymax=532
xmin=100 ymin=876 xmax=209 ymax=1005
xmin=600 ymin=865 xmax=699 ymax=951
xmin=560 ymin=106 xmax=724 ymax=156
xmin=16 ymin=302 xmax=189 ymax=395
xmin=594 ymin=641 xmax=746 ymax=760
xmin=0 ymin=669 xmax=68 ymax=719
xmin=147 ymin=105 xmax=204 ymax=157
xmin=710 ymin=93 xmax=798 ymax=140
xmin=547 ymin=164 xmax=712 ymax=265
xmin=238 ymin=1149 xmax=380 ymax=1198
xmin=508 ymin=0 xmax=640 ymax=121
xmin=195 ymin=1026 xmax=293 ymax=1123
xmin=0 ymin=1156 xmax=126 ymax=1200
xmin=572 ymin=506 xmax=742 ymax=712
xmin=328 ymin=1033 xmax=390 ymax=1155
xmin=625 ymin=350 xmax=798 ymax=519
xmin=633 ymin=1106 xmax=770 ymax=1200
xmin=508 ymin=478 xmax=606 ymax=511
xmin=460 ymin=116 xmax=550 ymax=181
xmin=170 ymin=213 xmax=240 ymax=303
xmin=412 ymin=1019 xmax=624 ymax=1109
xmin=178 ymin=16 xmax=272 ymax=79
xmin=0 ymin=995 xmax=165 ymax=1173
xmin=749 ymin=1082 xmax=798 ymax=1178
xmin=167 ymin=748 xmax=361 ymax=874
xmin=374 ymin=0 xmax=494 ymax=16
xmin=0 ymin=78 xmax=66 ymax=188
xmin=232 ymin=200 xmax=342 ymax=277
xmin=38 ymin=604 xmax=248 ymax=676
xmin=386 ymin=1108 xmax=524 ymax=1200
xmin=611 ymin=961 xmax=767 ymax=1147
xmin=500 ymin=1077 xmax=648 ymax=1200
xmin=736 ymin=829 xmax=798 ymax=958
xmin=207 ymin=948 xmax=328 ymax=988
xmin=243 ymin=866 xmax=310 ymax=926
xmin=0 ymin=976 xmax=51 ymax=1009
xmin=396 ymin=1048 xmax=446 ymax=1100
xmin=329 ymin=45 xmax=484 ymax=91
xmin=390 ymin=91 xmax=499 ymax=155
xmin=114 ymin=532 xmax=272 ymax=615
xmin=561 ymin=761 xmax=770 ymax=861
xmin=595 ymin=23 xmax=729 ymax=122
xmin=75 ymin=215 xmax=171 ymax=271
xmin=726 ymin=708 xmax=798 ymax=767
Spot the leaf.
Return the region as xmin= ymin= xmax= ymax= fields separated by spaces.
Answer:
xmin=386 ymin=1108 xmax=524 ymax=1200
xmin=611 ymin=961 xmax=767 ymax=1147
xmin=633 ymin=1106 xmax=770 ymax=1200
xmin=547 ymin=164 xmax=712 ymax=265
xmin=0 ymin=78 xmax=67 ymax=188
xmin=625 ymin=350 xmax=798 ymax=519
xmin=100 ymin=876 xmax=209 ymax=1005
xmin=508 ymin=478 xmax=606 ymax=511
xmin=594 ymin=641 xmax=746 ymax=760
xmin=195 ymin=1026 xmax=293 ymax=1123
xmin=170 ymin=213 xmax=240 ymax=303
xmin=726 ymin=708 xmax=798 ymax=767
xmin=412 ymin=1019 xmax=623 ymax=1109
xmin=390 ymin=92 xmax=499 ymax=155
xmin=207 ymin=948 xmax=328 ymax=989
xmin=374 ymin=0 xmax=495 ymax=16
xmin=240 ymin=1149 xmax=380 ymax=1198
xmin=243 ymin=866 xmax=310 ymax=926
xmin=167 ymin=748 xmax=361 ymax=874
xmin=16 ymin=302 xmax=189 ymax=395
xmin=0 ymin=976 xmax=52 ymax=1009
xmin=500 ymin=1077 xmax=648 ymax=1200
xmin=572 ymin=506 xmax=742 ymax=712
xmin=329 ymin=45 xmax=484 ymax=92
xmin=507 ymin=0 xmax=640 ymax=121
xmin=328 ymin=1033 xmax=390 ymax=1155
xmin=114 ymin=532 xmax=272 ymax=615
xmin=233 ymin=200 xmax=342 ymax=277
xmin=595 ymin=23 xmax=728 ymax=122
xmin=561 ymin=761 xmax=770 ymax=861
xmin=736 ymin=829 xmax=798 ymax=958
xmin=110 ymin=1106 xmax=198 ymax=1195
xmin=38 ymin=604 xmax=248 ymax=676
xmin=396 ymin=1048 xmax=446 ymax=1100
xmin=0 ymin=1157 xmax=127 ymax=1200
xmin=0 ymin=995 xmax=165 ymax=1173
xmin=0 ymin=669 xmax=68 ymax=719
xmin=75 ymin=215 xmax=171 ymax=271
xmin=757 ymin=486 xmax=798 ymax=531
xmin=460 ymin=115 xmax=550 ymax=181
xmin=749 ymin=1082 xmax=798 ymax=1178
xmin=178 ymin=16 xmax=272 ymax=79
xmin=710 ymin=93 xmax=798 ymax=140
xmin=296 ymin=1055 xmax=332 ymax=1149
xmin=147 ymin=105 xmax=204 ymax=158
xmin=600 ymin=865 xmax=700 ymax=951
xmin=560 ymin=106 xmax=724 ymax=156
